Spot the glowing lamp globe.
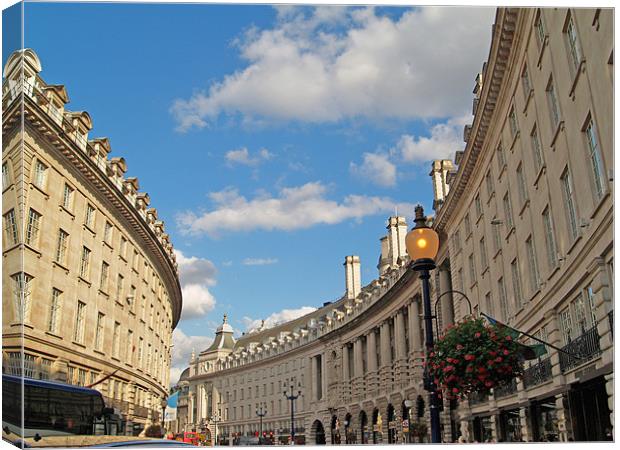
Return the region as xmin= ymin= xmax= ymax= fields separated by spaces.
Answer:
xmin=405 ymin=226 xmax=439 ymax=262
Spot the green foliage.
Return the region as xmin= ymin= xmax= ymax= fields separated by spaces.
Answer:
xmin=425 ymin=317 xmax=523 ymax=399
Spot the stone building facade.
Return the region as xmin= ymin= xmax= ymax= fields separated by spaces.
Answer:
xmin=2 ymin=49 xmax=183 ymax=435
xmin=179 ymin=7 xmax=613 ymax=444
xmin=181 ymin=216 xmax=440 ymax=445
xmin=433 ymin=7 xmax=613 ymax=442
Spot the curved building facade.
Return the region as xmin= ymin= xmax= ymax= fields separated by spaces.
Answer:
xmin=179 ymin=7 xmax=613 ymax=444
xmin=2 ymin=49 xmax=183 ymax=435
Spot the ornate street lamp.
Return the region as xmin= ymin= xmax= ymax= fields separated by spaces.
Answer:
xmin=160 ymin=397 xmax=168 ymax=437
xmin=256 ymin=402 xmax=267 ymax=443
xmin=405 ymin=205 xmax=441 ymax=443
xmin=283 ymin=381 xmax=302 ymax=445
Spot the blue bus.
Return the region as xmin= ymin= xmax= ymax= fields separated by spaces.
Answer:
xmin=2 ymin=374 xmax=115 ymax=440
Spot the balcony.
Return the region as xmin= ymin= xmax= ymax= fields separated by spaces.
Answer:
xmin=559 ymin=325 xmax=601 ymax=373
xmin=493 ymin=378 xmax=518 ymax=399
xmin=468 ymin=390 xmax=488 ymax=406
xmin=522 ymin=358 xmax=552 ymax=389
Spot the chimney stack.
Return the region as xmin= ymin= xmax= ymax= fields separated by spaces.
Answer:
xmin=387 ymin=216 xmax=408 ymax=266
xmin=344 ymin=255 xmax=361 ymax=300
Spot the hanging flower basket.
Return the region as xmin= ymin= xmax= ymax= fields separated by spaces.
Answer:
xmin=425 ymin=317 xmax=523 ymax=399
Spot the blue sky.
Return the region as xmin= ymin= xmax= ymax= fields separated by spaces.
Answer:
xmin=3 ymin=2 xmax=495 ymax=382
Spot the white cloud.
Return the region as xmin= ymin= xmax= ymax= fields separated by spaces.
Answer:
xmin=174 ymin=250 xmax=218 ymax=320
xmin=242 ymin=257 xmax=279 ymax=266
xmin=397 ymin=115 xmax=469 ymax=164
xmin=242 ymin=306 xmax=317 ymax=332
xmin=350 ymin=152 xmax=396 ymax=187
xmin=225 ymin=147 xmax=274 ymax=166
xmin=171 ymin=6 xmax=494 ymax=131
xmin=170 ymin=328 xmax=213 ymax=386
xmin=177 ymin=181 xmax=416 ymax=237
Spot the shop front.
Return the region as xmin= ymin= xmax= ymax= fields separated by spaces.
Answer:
xmin=567 ymin=376 xmax=612 ymax=441
xmin=530 ymin=398 xmax=559 ymax=442
xmin=472 ymin=416 xmax=493 ymax=443
xmin=498 ymin=409 xmax=522 ymax=442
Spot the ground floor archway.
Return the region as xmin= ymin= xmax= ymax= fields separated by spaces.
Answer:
xmin=312 ymin=420 xmax=326 ymax=445
xmin=331 ymin=415 xmax=341 ymax=444
xmin=387 ymin=404 xmax=396 ymax=443
xmin=359 ymin=411 xmax=369 ymax=444
xmin=372 ymin=408 xmax=382 ymax=444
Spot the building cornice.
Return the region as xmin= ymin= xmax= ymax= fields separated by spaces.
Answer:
xmin=2 ymin=80 xmax=183 ymax=328
xmin=434 ymin=8 xmax=519 ymax=233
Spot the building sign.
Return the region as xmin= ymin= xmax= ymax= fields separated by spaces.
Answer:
xmin=402 ymin=419 xmax=409 ymax=433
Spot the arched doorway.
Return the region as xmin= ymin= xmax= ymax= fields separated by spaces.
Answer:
xmin=402 ymin=400 xmax=413 ymax=443
xmin=359 ymin=411 xmax=369 ymax=444
xmin=387 ymin=404 xmax=396 ymax=444
xmin=372 ymin=408 xmax=382 ymax=444
xmin=312 ymin=420 xmax=326 ymax=445
xmin=331 ymin=415 xmax=341 ymax=444
xmin=344 ymin=413 xmax=354 ymax=444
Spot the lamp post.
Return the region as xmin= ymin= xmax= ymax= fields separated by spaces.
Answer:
xmin=256 ymin=402 xmax=267 ymax=443
xmin=283 ymin=381 xmax=301 ymax=445
xmin=405 ymin=205 xmax=441 ymax=443
xmin=210 ymin=400 xmax=222 ymax=446
xmin=160 ymin=397 xmax=168 ymax=437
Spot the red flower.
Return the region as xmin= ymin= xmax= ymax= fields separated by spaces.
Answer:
xmin=503 ymin=349 xmax=510 ymax=356
xmin=456 ymin=344 xmax=464 ymax=350
xmin=478 ymin=367 xmax=487 ymax=373
xmin=474 ymin=332 xmax=482 ymax=338
xmin=495 ymin=356 xmax=503 ymax=363
xmin=452 ymin=388 xmax=459 ymax=394
xmin=443 ymin=365 xmax=455 ymax=373
xmin=484 ymin=381 xmax=494 ymax=387
xmin=466 ymin=366 xmax=474 ymax=373
xmin=488 ymin=350 xmax=497 ymax=357
xmin=505 ymin=335 xmax=512 ymax=341
xmin=464 ymin=354 xmax=475 ymax=361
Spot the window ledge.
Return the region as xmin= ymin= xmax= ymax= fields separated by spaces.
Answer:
xmin=3 ymin=243 xmax=21 ymax=255
xmin=98 ymin=289 xmax=109 ymax=298
xmin=72 ymin=340 xmax=86 ymax=349
xmin=119 ymin=255 xmax=127 ymax=263
xmin=111 ymin=356 xmax=121 ymax=363
xmin=509 ymin=131 xmax=521 ymax=152
xmin=469 ymin=281 xmax=478 ymax=290
xmin=486 ymin=192 xmax=495 ymax=206
xmin=52 ymin=260 xmax=70 ymax=273
xmin=566 ymin=233 xmax=583 ymax=256
xmin=30 ymin=182 xmax=49 ymax=199
xmin=103 ymin=240 xmax=113 ymax=250
xmin=550 ymin=121 xmax=565 ymax=149
xmin=45 ymin=331 xmax=63 ymax=339
xmin=83 ymin=223 xmax=96 ymax=235
xmin=59 ymin=204 xmax=75 ymax=219
xmin=115 ymin=299 xmax=125 ymax=308
xmin=497 ymin=163 xmax=507 ymax=180
xmin=94 ymin=349 xmax=106 ymax=356
xmin=481 ymin=266 xmax=489 ymax=278
xmin=493 ymin=248 xmax=502 ymax=260
xmin=504 ymin=227 xmax=515 ymax=241
xmin=547 ymin=264 xmax=561 ymax=281
xmin=518 ymin=199 xmax=530 ymax=216
xmin=536 ymin=35 xmax=549 ymax=68
xmin=522 ymin=89 xmax=534 ymax=113
xmin=78 ymin=276 xmax=92 ymax=287
xmin=24 ymin=243 xmax=42 ymax=257
xmin=589 ymin=191 xmax=611 ymax=219
xmin=568 ymin=59 xmax=586 ymax=98
xmin=2 ymin=184 xmax=13 ymax=194
xmin=533 ymin=165 xmax=547 ymax=188
xmin=475 ymin=213 xmax=484 ymax=225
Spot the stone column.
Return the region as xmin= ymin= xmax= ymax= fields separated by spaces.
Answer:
xmin=489 ymin=414 xmax=499 ymax=442
xmin=519 ymin=407 xmax=531 ymax=442
xmin=604 ymin=373 xmax=614 ymax=440
xmin=367 ymin=330 xmax=378 ymax=395
xmin=379 ymin=322 xmax=392 ymax=390
xmin=394 ymin=310 xmax=407 ymax=387
xmin=408 ymin=299 xmax=423 ymax=383
xmin=342 ymin=344 xmax=351 ymax=401
xmin=555 ymin=393 xmax=573 ymax=442
xmin=353 ymin=338 xmax=364 ymax=400
xmin=439 ymin=266 xmax=455 ymax=327
xmin=311 ymin=356 xmax=318 ymax=402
